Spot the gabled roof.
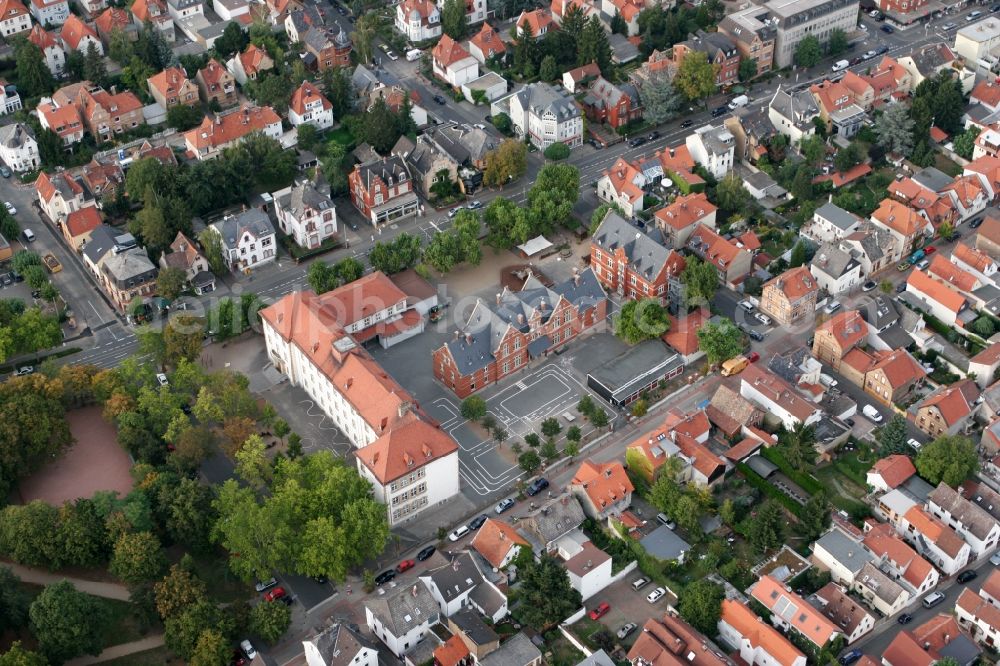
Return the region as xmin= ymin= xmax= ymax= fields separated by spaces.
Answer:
xmin=687 ymin=223 xmax=743 ymax=273
xmin=750 ymin=575 xmax=839 ymax=647
xmin=198 ymin=58 xmax=231 ymax=88
xmin=662 ymin=307 xmax=708 ymax=356
xmin=927 ymin=254 xmax=979 ymax=293
xmin=809 ymin=79 xmax=854 ymax=114
xmin=883 ymin=631 xmax=935 ymax=666
xmin=64 ymin=206 xmax=102 ymax=239
xmin=627 ymin=613 xmax=732 ymax=666
xmin=184 ymin=105 xmax=281 ymax=150
xmin=903 ymin=505 xmax=967 ymax=557
xmin=907 ymin=269 xmax=966 ymax=314
xmin=148 ymin=66 xmax=192 ymax=98
xmin=974 ymin=80 xmax=1000 ymax=109
xmin=720 ymin=600 xmax=805 ymax=666
xmin=957 ymin=587 xmax=1000 ymax=631
xmin=470 ymin=22 xmax=506 ymax=56
xmin=0 ymin=0 xmax=29 ymax=19
xmin=471 ymin=518 xmax=527 ymax=568
xmin=27 ymin=24 xmax=60 ymax=51
xmin=943 ymin=174 xmax=986 ymax=209
xmin=94 ymin=6 xmax=130 ymax=35
xmin=871 ymin=198 xmax=927 ymax=237
xmin=741 ymin=364 xmax=818 ymax=423
xmin=602 ymin=157 xmax=644 ymax=204
xmin=592 ymin=209 xmax=676 ymax=280
xmin=290 ymin=81 xmax=331 ymax=116
xmin=60 ymin=14 xmax=98 ymax=50
xmin=304 ymin=623 xmax=377 ymax=666
xmin=238 ymin=44 xmax=272 ymax=77
xmin=917 ymin=378 xmax=979 ymax=426
xmin=365 ymin=581 xmax=438 ymax=637
xmin=432 ymin=34 xmax=473 ymax=68
xmin=356 ymin=414 xmax=457 ymax=484
xmin=868 ymin=349 xmax=926 ymax=389
xmin=862 ymin=522 xmax=934 ymax=590
xmin=655 ymin=192 xmax=716 ymax=232
xmin=816 ymin=309 xmax=867 ymax=354
xmin=954 ymin=242 xmax=995 ymax=274
xmin=928 ymin=481 xmax=999 ymax=541
xmin=571 ymin=459 xmax=634 ymax=512
xmin=516 ymin=8 xmax=555 ymax=35
xmin=564 ymin=62 xmax=600 ymax=85
xmin=869 ymin=455 xmax=916 ymax=489
xmin=764 ymin=266 xmax=816 ymax=302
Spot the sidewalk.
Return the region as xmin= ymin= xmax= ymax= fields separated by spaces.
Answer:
xmin=65 ymin=635 xmax=165 ymax=666
xmin=3 ymin=561 xmax=129 ymax=600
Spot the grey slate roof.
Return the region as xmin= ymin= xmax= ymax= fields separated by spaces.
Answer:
xmin=592 ymin=210 xmax=672 ymax=280
xmin=355 ymin=155 xmax=410 ymax=192
xmin=468 ymin=583 xmax=506 ymax=619
xmin=583 ymin=76 xmax=636 ymax=110
xmin=478 ymin=633 xmax=542 ymax=666
xmin=588 ymin=340 xmax=682 ymax=402
xmin=576 ymin=649 xmax=617 ymax=666
xmin=609 ymin=32 xmax=639 ymax=63
xmin=876 ymin=324 xmax=914 ymax=350
xmin=928 ymin=482 xmax=999 ymax=540
xmin=213 ymin=209 xmax=275 ymax=252
xmin=430 ymin=123 xmax=496 ymax=165
xmin=736 ymin=105 xmax=777 ymax=141
xmin=769 ymin=86 xmax=819 ymax=129
xmin=814 ymin=528 xmax=873 ymax=574
xmin=425 ymin=551 xmax=484 ymax=604
xmin=816 ymin=202 xmax=860 ymax=231
xmin=365 ymin=581 xmax=438 ymax=637
xmin=303 ymin=623 xmax=376 ymax=666
xmin=512 ymin=82 xmax=580 ymax=122
xmin=864 ymin=295 xmax=900 ymax=332
xmin=102 ymin=249 xmax=157 ymax=286
xmin=0 ymin=122 xmax=34 ymax=150
xmin=450 ymin=607 xmax=498 ymax=646
xmin=767 ymin=347 xmax=812 ymax=384
xmin=912 ymin=166 xmax=954 ymax=193
xmin=274 ymin=175 xmax=333 ymax=220
xmin=683 ymin=29 xmax=738 ymax=60
xmin=521 ymin=494 xmax=586 ymax=547
xmin=82 ymin=224 xmax=118 ymax=266
xmin=811 ymin=243 xmax=859 ymax=279
xmin=639 ymin=524 xmax=690 ymax=561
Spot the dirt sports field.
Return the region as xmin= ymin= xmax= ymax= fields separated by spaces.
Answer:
xmin=17 ymin=406 xmax=134 ymax=505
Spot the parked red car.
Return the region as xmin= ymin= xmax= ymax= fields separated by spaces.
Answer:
xmin=925 ymin=246 xmax=936 ymax=254
xmin=397 ymin=559 xmax=415 ymax=573
xmin=263 ymin=586 xmax=286 ymax=602
xmin=588 ymin=602 xmax=610 ymax=620
xmin=747 ymin=352 xmax=760 ymax=363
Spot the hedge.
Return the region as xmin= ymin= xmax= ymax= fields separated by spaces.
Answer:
xmin=760 ymin=447 xmax=823 ymax=495
xmin=735 ymin=462 xmax=803 ymax=518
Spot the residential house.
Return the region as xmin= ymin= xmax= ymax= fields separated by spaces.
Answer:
xmin=718 ymin=6 xmax=775 ymax=76
xmin=515 ymin=8 xmax=555 ymax=36
xmin=562 ymin=63 xmax=600 ymax=93
xmin=28 ymin=0 xmax=64 ymax=23
xmin=662 ymin=308 xmax=711 ymax=364
xmin=750 ymin=576 xmax=840 ymax=649
xmin=420 ymin=551 xmax=507 ymax=621
xmin=570 ymin=459 xmax=633 ymax=520
xmin=726 ymin=106 xmax=777 ymax=165
xmin=81 ymin=226 xmax=158 ymax=311
xmin=227 ymin=44 xmax=273 ymax=85
xmin=927 ymin=482 xmax=1000 ymax=558
xmin=432 ymin=35 xmax=479 ymax=88
xmin=273 ymin=174 xmax=336 ymax=250
xmin=27 ymin=25 xmax=65 ymax=76
xmin=741 ymin=170 xmax=787 ymax=201
xmin=288 ymin=81 xmax=333 ymax=130
xmin=862 ymin=521 xmax=939 ymax=595
xmin=810 ymin=79 xmax=866 ymax=137
xmin=302 ymin=623 xmax=378 ymax=666
xmin=802 ymin=201 xmax=861 ymax=244
xmin=38 ymin=100 xmax=83 ymax=148
xmin=581 ymin=76 xmax=641 ymax=130
xmin=283 ymin=4 xmax=322 ymax=42
xmin=971 ymin=79 xmax=1000 ymax=112
xmin=626 ymin=408 xmax=725 ymax=486
xmin=812 ymin=583 xmax=875 ymax=645
xmin=195 ymin=58 xmax=236 ymax=108
xmin=760 ymin=266 xmax=818 ymax=326
xmin=926 ymin=255 xmax=981 ymax=297
xmin=392 ymin=135 xmax=459 ymax=200
xmin=447 ymin=608 xmax=499 ymax=661
xmin=600 ymin=0 xmax=641 ymax=35
xmin=208 ymin=208 xmax=275 ymax=273
xmin=870 ymin=198 xmax=931 ymax=261
xmin=60 ymin=206 xmax=101 ymax=251
xmin=863 ymin=349 xmax=926 ymax=407
xmin=900 ymin=504 xmax=972 ymax=575
xmin=657 ymin=144 xmax=706 ymax=198
xmin=906 ymin=269 xmax=969 ymax=328
xmin=596 ymin=157 xmax=646 ymax=217
xmin=944 ymin=175 xmax=990 ymax=222
xmin=35 ymin=169 xmax=94 ymax=222
xmin=0 ymin=0 xmax=32 ymax=35
xmin=432 ymin=269 xmax=607 ymax=397
xmin=740 ymin=364 xmax=822 ymax=430
xmin=838 ymin=224 xmax=896 ymax=277
xmin=956 ymin=586 xmax=1000 ymax=649
xmin=493 ymin=82 xmax=583 ymax=150
xmin=628 ymin=613 xmax=732 ymax=666
xmin=673 ymin=30 xmax=739 ymax=88
xmin=93 ymin=6 xmax=132 ymax=44
xmin=147 ymin=66 xmax=198 ymax=109
xmin=810 ymin=242 xmax=861 ymax=295
xmin=768 ymin=87 xmax=819 ymax=144
xmin=888 ymin=176 xmax=957 ymax=231
xmin=966 ymin=156 xmax=1000 ymax=202
xmin=970 ymin=344 xmax=1000 ymax=389
xmin=867 ymin=455 xmax=916 ymax=493
xmin=75 ymin=84 xmax=144 ymax=142
xmin=303 ymin=26 xmax=351 ymax=71
xmin=519 ymin=493 xmax=586 ymax=554
xmin=60 ymin=15 xmax=102 ymax=54
xmin=183 ymin=105 xmax=282 ymax=161
xmin=213 ymin=0 xmax=248 ymax=20
xmin=590 ymin=209 xmax=685 ymax=305
xmin=394 ymin=0 xmax=439 ymax=42
xmin=365 ymin=581 xmax=440 ymax=658
xmin=811 ymin=527 xmax=873 ymax=584
xmin=158 ymin=231 xmax=214 ymax=294
xmin=130 ymin=0 xmax=173 ymax=40
xmin=686 ymin=224 xmax=752 ymax=287
xmin=467 ymin=22 xmax=504 ymax=64
xmin=347 ymin=155 xmax=419 ymax=226
xmin=471 ymin=518 xmax=527 ymax=569
xmin=654 ymin=192 xmax=717 ymax=245
xmin=0 ymin=123 xmax=39 ymax=173
xmin=260 ymin=284 xmax=460 ymax=525
xmin=717 ymin=600 xmax=806 ymax=666
xmin=953 ymin=243 xmax=997 ymax=283
xmin=852 ymin=561 xmax=909 ymax=617
xmin=685 ymin=124 xmax=734 ymax=180
xmin=897 ymin=43 xmax=975 ymax=94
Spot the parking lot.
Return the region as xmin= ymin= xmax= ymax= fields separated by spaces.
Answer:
xmin=576 ymin=573 xmax=676 ymax=652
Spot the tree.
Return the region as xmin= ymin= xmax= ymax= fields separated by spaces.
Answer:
xmin=492 ymin=112 xmax=512 ymax=134
xmin=154 ymin=565 xmax=208 ymax=620
xmin=674 ymin=51 xmax=716 ymax=102
xmin=0 ymin=566 xmax=29 ymax=633
xmin=833 ymin=141 xmax=864 ymax=173
xmin=235 ymin=434 xmax=271 ymax=489
xmin=214 ymin=21 xmax=248 ymax=59
xmin=778 ymin=423 xmax=817 ymax=472
xmin=461 ymin=395 xmax=487 ymax=421
xmin=15 ymin=40 xmax=54 ymax=97
xmin=578 ymin=16 xmax=613 ymax=73
xmin=346 ymin=97 xmax=403 ymax=154
xmin=682 ymin=256 xmax=718 ymax=307
xmin=678 ymin=580 xmax=723 ymax=636
xmin=543 ymin=142 xmax=570 ymax=161
xmin=539 ymin=54 xmax=558 ymax=81
xmin=640 ymin=73 xmax=682 ymax=124
xmin=190 ymin=629 xmax=231 ymax=666
xmin=714 ymin=173 xmax=750 ymax=213
xmin=109 ymin=531 xmax=167 ymax=586
xmin=482 ymin=139 xmax=528 ymax=188
xmin=441 ymin=0 xmax=469 ymax=39
xmin=610 ymin=9 xmax=627 ymax=34
xmin=540 ymin=417 xmax=562 ymax=438
xmin=29 ymin=581 xmax=107 ymax=663
xmin=322 ymin=66 xmax=355 ymax=120
xmin=875 ymin=103 xmax=915 ymax=156
xmin=368 ymin=233 xmax=422 ymax=274
xmin=747 ymin=500 xmax=785 ymax=553
xmin=157 ymin=267 xmax=187 ymax=302
xmin=799 ymin=491 xmax=831 ymax=541
xmin=516 ymin=554 xmax=582 ymax=629
xmin=954 ymin=126 xmax=981 ymax=160
xmin=799 ymin=135 xmax=826 ymax=166
xmin=527 ymin=163 xmax=579 ymax=233
xmin=915 ymin=435 xmax=979 ymax=486
xmin=826 ymin=28 xmax=848 ymax=56
xmin=163 ymin=315 xmax=205 ymax=365
xmin=789 ymin=241 xmax=807 ymax=268
xmin=794 ymin=34 xmax=822 ymax=67
xmin=696 ymin=320 xmax=743 ymax=366
xmin=873 ymin=415 xmax=909 ymax=456
xmin=167 ymin=104 xmax=203 ymax=131
xmin=164 ymin=599 xmax=228 ymax=661
xmin=0 ymin=642 xmax=48 ymax=666
xmin=519 ymin=449 xmax=541 ymax=474
xmin=615 ymin=298 xmax=670 ymax=344
xmin=82 ymin=42 xmax=107 ymax=88
xmin=790 ymin=165 xmax=814 ymax=202
xmin=249 ymin=601 xmax=291 ymax=644
xmin=307 ymin=261 xmax=339 ymax=294
xmin=738 ymin=57 xmax=757 ymax=82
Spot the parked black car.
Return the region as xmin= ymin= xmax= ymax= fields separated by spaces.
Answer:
xmin=416 ymin=545 xmax=436 ymax=561
xmin=647 ymin=131 xmax=661 ymax=141
xmin=958 ymin=570 xmax=978 ymax=584
xmin=374 ymin=570 xmax=396 ymax=586
xmin=525 ymin=477 xmax=550 ymax=496
xmin=680 ymin=119 xmax=693 ymax=128
xmin=897 ymin=613 xmax=913 ymax=624
xmin=433 ymin=94 xmax=447 ymax=105
xmin=468 ymin=514 xmax=489 ymax=531
xmin=628 ymin=137 xmax=647 ymax=148
xmin=711 ymin=106 xmax=728 ymax=117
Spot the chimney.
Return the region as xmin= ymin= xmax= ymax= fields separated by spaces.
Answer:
xmin=454 ymin=330 xmax=460 ymax=340
xmin=346 ymin=378 xmax=353 ymax=389
xmin=517 ymin=313 xmax=525 ymax=324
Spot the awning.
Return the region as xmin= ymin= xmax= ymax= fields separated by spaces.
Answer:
xmin=517 ymin=235 xmax=553 ymax=257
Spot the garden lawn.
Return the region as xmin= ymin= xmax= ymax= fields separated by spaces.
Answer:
xmin=815 ymin=453 xmax=872 ymax=516
xmin=544 ymin=632 xmax=586 ymax=666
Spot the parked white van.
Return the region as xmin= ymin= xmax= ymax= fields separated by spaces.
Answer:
xmin=831 ymin=60 xmax=850 ymax=72
xmin=406 ymin=49 xmax=422 ymax=61
xmin=728 ymin=94 xmax=749 ymax=110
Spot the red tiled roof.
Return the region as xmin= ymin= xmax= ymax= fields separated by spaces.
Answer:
xmin=918 ymin=379 xmax=980 ymax=427
xmin=655 ymin=192 xmax=715 ymax=232
xmin=564 ymin=62 xmax=600 ymax=84
xmin=0 ymin=0 xmax=29 ymax=20
xmin=469 ymin=22 xmax=506 ymax=56
xmin=973 ymin=80 xmax=1000 ymax=108
xmin=954 ymin=242 xmax=995 ymax=274
xmin=720 ymin=600 xmax=805 ymax=666
xmin=147 ymin=66 xmax=191 ymax=99
xmin=907 ymin=269 xmax=966 ymax=314
xmin=929 ymin=126 xmax=948 ymax=143
xmin=470 ymin=518 xmax=527 ymax=568
xmin=60 ymin=15 xmax=98 ymax=50
xmin=289 ymin=81 xmax=331 ymax=116
xmin=662 ymin=307 xmax=708 ymax=356
xmin=869 ymin=454 xmax=915 ymax=489
xmin=872 ymin=198 xmax=927 ymax=237
xmin=903 ymin=505 xmax=967 ymax=558
xmin=572 ymin=459 xmax=633 ymax=511
xmin=432 ymin=34 xmax=472 ymax=68
xmin=740 ymin=364 xmax=818 ymax=423
xmin=27 ymin=24 xmax=59 ymax=50
xmin=516 ymin=8 xmax=555 ymax=35
xmin=724 ymin=437 xmax=762 ymax=461
xmin=812 ymin=163 xmax=871 ymax=188
xmin=198 ymin=58 xmax=231 ymax=88
xmin=64 ymin=206 xmax=101 ymax=239
xmin=94 ymin=6 xmax=130 ymax=35
xmin=184 ymin=105 xmax=280 ymax=151
xmin=751 ymin=576 xmax=839 ymax=648
xmin=883 ymin=631 xmax=934 ymax=666
xmin=816 ymin=309 xmax=867 ymax=355
xmin=764 ymin=266 xmax=817 ymax=302
xmin=627 ymin=613 xmax=731 ymax=666
xmin=862 ymin=522 xmax=935 ymax=590
xmin=238 ymin=44 xmax=272 ymax=77
xmin=972 ymin=342 xmax=1000 ymax=366
xmin=434 ymin=636 xmax=470 ymax=666
xmin=604 ymin=157 xmax=644 ymax=204
xmin=927 ymin=254 xmax=979 ymax=293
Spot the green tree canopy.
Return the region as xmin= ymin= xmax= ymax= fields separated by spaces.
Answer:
xmin=482 ymin=139 xmax=528 ymax=189
xmin=915 ymin=435 xmax=979 ymax=486
xmin=747 ymin=499 xmax=785 ymax=553
xmin=682 ymin=256 xmax=719 ymax=307
xmin=674 ymin=51 xmax=716 ymax=102
xmin=516 ymin=554 xmax=583 ymax=629
xmin=441 ymin=0 xmax=469 ymax=39
xmin=29 ymin=581 xmax=108 ymax=663
xmin=615 ymin=298 xmax=670 ymax=344
xmin=678 ymin=580 xmax=724 ymax=636
xmin=794 ymin=35 xmax=822 ymax=67
xmin=696 ymin=320 xmax=743 ymax=365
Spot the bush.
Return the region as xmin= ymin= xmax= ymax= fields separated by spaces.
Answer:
xmin=760 ymin=447 xmax=823 ymax=495
xmin=734 ymin=462 xmax=803 ymax=517
xmin=543 ymin=143 xmax=570 ymax=161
